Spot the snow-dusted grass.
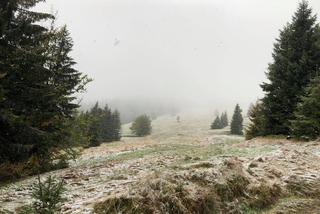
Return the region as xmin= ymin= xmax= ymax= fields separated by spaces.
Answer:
xmin=2 ymin=114 xmax=285 ymax=213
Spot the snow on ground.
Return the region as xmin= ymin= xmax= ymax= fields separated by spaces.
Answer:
xmin=1 ymin=115 xmax=320 ymax=213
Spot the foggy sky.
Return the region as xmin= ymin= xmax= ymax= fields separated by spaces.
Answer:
xmin=36 ymin=0 xmax=320 ymax=112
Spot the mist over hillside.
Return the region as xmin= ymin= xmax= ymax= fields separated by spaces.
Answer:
xmin=80 ymin=97 xmax=248 ymax=124
xmin=80 ymin=98 xmax=180 ymax=124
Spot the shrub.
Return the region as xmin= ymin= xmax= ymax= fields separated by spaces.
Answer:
xmin=130 ymin=115 xmax=152 ymax=137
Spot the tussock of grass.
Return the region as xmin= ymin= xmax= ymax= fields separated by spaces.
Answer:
xmin=0 ymin=160 xmax=68 ymax=184
xmin=215 ymin=174 xmax=250 ymax=202
xmin=248 ymin=184 xmax=282 ymax=209
xmin=190 ymin=162 xmax=214 ymax=169
xmin=286 ymin=176 xmax=320 ymax=198
xmin=0 ymin=209 xmax=13 ymax=214
xmin=94 ymin=197 xmax=147 ymax=214
xmin=94 ymin=171 xmax=285 ymax=214
xmin=260 ymin=178 xmax=320 ymax=213
xmin=94 ymin=178 xmax=221 ymax=214
xmin=266 ymin=197 xmax=320 ymax=214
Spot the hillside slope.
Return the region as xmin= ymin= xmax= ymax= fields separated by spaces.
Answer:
xmin=1 ymin=115 xmax=320 ymax=213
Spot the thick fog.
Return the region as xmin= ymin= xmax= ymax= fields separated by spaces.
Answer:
xmin=37 ymin=0 xmax=320 ymax=115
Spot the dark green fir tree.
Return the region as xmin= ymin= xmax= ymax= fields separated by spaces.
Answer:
xmin=221 ymin=112 xmax=229 ymax=128
xmin=100 ymin=105 xmax=113 ymax=142
xmin=211 ymin=116 xmax=222 ymax=129
xmin=245 ymin=101 xmax=267 ymax=140
xmin=291 ymin=77 xmax=320 ymax=140
xmin=87 ymin=102 xmax=103 ymax=147
xmin=85 ymin=103 xmax=121 ymax=146
xmin=111 ymin=110 xmax=121 ymax=141
xmin=230 ymin=104 xmax=244 ymax=135
xmin=0 ymin=0 xmax=89 ymax=165
xmin=260 ymin=1 xmax=320 ymax=135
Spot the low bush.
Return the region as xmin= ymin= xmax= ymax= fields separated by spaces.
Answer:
xmin=18 ymin=176 xmax=66 ymax=214
xmin=130 ymin=115 xmax=152 ymax=137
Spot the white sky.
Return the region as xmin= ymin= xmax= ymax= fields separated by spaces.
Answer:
xmin=36 ymin=0 xmax=320 ymax=111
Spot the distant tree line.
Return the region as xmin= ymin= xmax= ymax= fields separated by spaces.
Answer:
xmin=78 ymin=102 xmax=121 ymax=147
xmin=211 ymin=112 xmax=228 ymax=129
xmin=104 ymin=99 xmax=179 ymax=124
xmin=246 ymin=1 xmax=320 ymax=140
xmin=211 ymin=105 xmax=244 ymax=136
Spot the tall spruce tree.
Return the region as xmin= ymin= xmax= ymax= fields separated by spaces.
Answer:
xmin=230 ymin=104 xmax=244 ymax=135
xmin=0 ymin=0 xmax=89 ymax=164
xmin=260 ymin=1 xmax=320 ymax=135
xmin=290 ymin=77 xmax=320 ymax=140
xmin=0 ymin=0 xmax=53 ymax=163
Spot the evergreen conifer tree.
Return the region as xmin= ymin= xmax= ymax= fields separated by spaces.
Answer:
xmin=260 ymin=1 xmax=320 ymax=135
xmin=68 ymin=111 xmax=92 ymax=148
xmin=111 ymin=110 xmax=121 ymax=141
xmin=85 ymin=103 xmax=121 ymax=146
xmin=221 ymin=112 xmax=229 ymax=128
xmin=87 ymin=102 xmax=103 ymax=147
xmin=211 ymin=116 xmax=222 ymax=129
xmin=130 ymin=115 xmax=152 ymax=137
xmin=245 ymin=101 xmax=267 ymax=140
xmin=230 ymin=104 xmax=244 ymax=135
xmin=0 ymin=0 xmax=89 ymax=164
xmin=291 ymin=77 xmax=320 ymax=140
xmin=99 ymin=105 xmax=121 ymax=142
xmin=100 ymin=105 xmax=113 ymax=142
